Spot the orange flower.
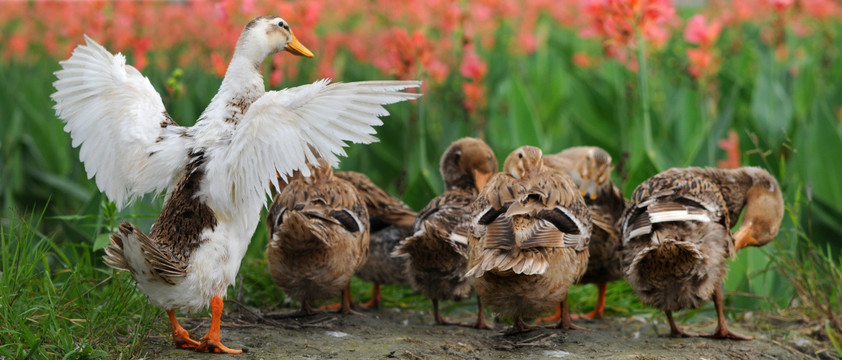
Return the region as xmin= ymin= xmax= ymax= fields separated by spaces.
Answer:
xmin=462 ymin=82 xmax=485 ymax=113
xmin=573 ymin=52 xmax=596 ymax=68
xmin=686 ymin=48 xmax=716 ymax=78
xmin=717 ymin=130 xmax=741 ymax=169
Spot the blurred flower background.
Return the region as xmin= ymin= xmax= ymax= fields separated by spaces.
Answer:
xmin=1 ymin=0 xmax=841 ymax=357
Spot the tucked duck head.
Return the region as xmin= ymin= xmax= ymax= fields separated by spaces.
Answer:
xmin=237 ymin=16 xmax=314 ymax=62
xmin=733 ymin=168 xmax=784 ymax=251
xmin=548 ymin=147 xmax=614 ymax=200
xmin=504 ymin=146 xmax=544 ymax=180
xmin=575 ymin=147 xmax=613 ymax=201
xmin=440 ymin=137 xmax=498 ymax=191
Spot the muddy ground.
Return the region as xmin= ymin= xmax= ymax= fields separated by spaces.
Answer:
xmin=143 ymin=304 xmax=838 ymax=360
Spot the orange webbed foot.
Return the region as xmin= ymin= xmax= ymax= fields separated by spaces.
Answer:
xmin=196 ymin=338 xmax=244 ymax=354
xmin=173 ymin=329 xmax=201 ymax=350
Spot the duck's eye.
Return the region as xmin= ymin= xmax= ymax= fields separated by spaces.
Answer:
xmin=518 ymin=152 xmax=523 ymax=159
xmin=278 ymin=21 xmax=289 ymax=30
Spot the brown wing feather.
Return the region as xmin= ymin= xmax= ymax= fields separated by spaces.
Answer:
xmin=335 ymin=171 xmax=417 ymax=226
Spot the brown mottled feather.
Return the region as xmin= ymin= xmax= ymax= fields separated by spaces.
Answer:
xmin=266 ymin=161 xmax=370 ymax=303
xmin=334 ymin=170 xmax=417 ymax=286
xmin=543 ymin=146 xmax=627 ymax=285
xmin=102 ymin=151 xmax=213 ymax=286
xmin=468 ymin=146 xmax=591 ymax=321
xmin=620 ymin=166 xmax=782 ymax=313
xmin=395 ymin=137 xmax=498 ymax=305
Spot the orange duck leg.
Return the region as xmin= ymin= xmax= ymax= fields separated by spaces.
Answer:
xmin=196 ymin=297 xmax=242 ymax=354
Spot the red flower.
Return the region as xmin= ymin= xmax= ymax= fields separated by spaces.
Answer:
xmin=717 ymin=130 xmax=741 ymax=169
xmin=770 ymin=0 xmax=793 ymax=12
xmin=459 ymin=49 xmax=487 ymax=81
xmin=684 ymin=15 xmax=722 ymax=47
xmin=582 ymin=0 xmax=676 ymax=69
xmin=210 ymin=53 xmax=227 ymax=79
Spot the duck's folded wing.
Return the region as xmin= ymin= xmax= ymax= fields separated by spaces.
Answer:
xmin=52 ymin=35 xmax=191 ymax=209
xmin=207 ymin=79 xmax=421 ymax=216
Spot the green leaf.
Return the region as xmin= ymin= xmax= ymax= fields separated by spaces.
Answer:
xmin=93 ymin=233 xmax=111 ymax=251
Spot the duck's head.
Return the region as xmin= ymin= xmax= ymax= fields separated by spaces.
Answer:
xmin=440 ymin=137 xmax=498 ymax=191
xmin=733 ymin=169 xmax=784 ymax=251
xmin=555 ymin=146 xmax=614 ymax=200
xmin=503 ymin=146 xmax=544 ymax=180
xmin=237 ymin=16 xmax=314 ymax=62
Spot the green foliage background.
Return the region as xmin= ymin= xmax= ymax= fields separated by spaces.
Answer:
xmin=1 ymin=13 xmax=841 ymax=358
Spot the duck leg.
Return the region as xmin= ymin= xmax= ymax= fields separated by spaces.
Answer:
xmin=338 ymin=284 xmax=365 ymax=316
xmin=664 ymin=310 xmax=697 ymax=338
xmin=534 ymin=303 xmax=562 ymax=324
xmin=555 ymin=298 xmax=590 ymax=331
xmin=167 ymin=310 xmax=200 ymax=350
xmin=701 ymin=287 xmax=752 ymax=340
xmin=577 ymin=282 xmax=608 ymax=319
xmin=505 ymin=316 xmax=538 ymax=335
xmin=318 ymin=284 xmax=358 ymax=311
xmin=299 ymin=300 xmax=318 ymax=315
xmin=432 ymin=299 xmax=461 ymax=326
xmin=196 ymin=297 xmax=242 ymax=354
xmin=359 ymin=283 xmax=381 ymax=309
xmin=467 ymin=296 xmax=493 ymax=330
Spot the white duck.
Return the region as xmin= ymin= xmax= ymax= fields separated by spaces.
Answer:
xmin=52 ymin=15 xmax=420 ymax=354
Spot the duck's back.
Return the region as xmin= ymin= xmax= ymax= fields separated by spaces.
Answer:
xmin=266 ymin=175 xmax=370 ymax=302
xmin=396 ymin=188 xmax=475 ymax=301
xmin=621 ymin=168 xmax=734 ymax=311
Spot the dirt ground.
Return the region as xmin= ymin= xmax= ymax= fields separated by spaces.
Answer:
xmin=143 ymin=304 xmax=839 ymax=360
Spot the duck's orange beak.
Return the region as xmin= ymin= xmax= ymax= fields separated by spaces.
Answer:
xmin=285 ymin=36 xmax=314 ymax=58
xmin=733 ymin=224 xmax=758 ymax=251
xmin=473 ymin=170 xmax=493 ymax=191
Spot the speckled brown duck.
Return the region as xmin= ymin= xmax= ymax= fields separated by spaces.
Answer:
xmin=266 ymin=159 xmax=370 ymax=316
xmin=467 ymin=146 xmax=592 ymax=334
xmin=540 ymin=146 xmax=627 ymax=321
xmin=334 ymin=170 xmax=417 ymax=308
xmin=620 ymin=167 xmax=783 ymax=340
xmin=394 ymin=137 xmax=498 ymax=328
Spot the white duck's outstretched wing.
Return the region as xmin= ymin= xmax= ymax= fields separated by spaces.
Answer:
xmin=52 ymin=35 xmax=192 ymax=209
xmin=205 ymin=79 xmax=421 ymax=217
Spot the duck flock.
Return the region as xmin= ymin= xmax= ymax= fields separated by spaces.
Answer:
xmin=51 ymin=16 xmax=784 ymax=353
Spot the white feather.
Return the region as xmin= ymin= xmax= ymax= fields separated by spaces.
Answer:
xmin=204 ymin=79 xmax=421 ymax=218
xmin=51 ymin=35 xmax=191 ymax=209
xmin=648 ymin=210 xmax=711 ymax=224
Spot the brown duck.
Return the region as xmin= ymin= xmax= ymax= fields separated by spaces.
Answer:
xmin=540 ymin=146 xmax=626 ymax=321
xmin=467 ymin=146 xmax=592 ymax=333
xmin=620 ymin=167 xmax=783 ymax=339
xmin=334 ymin=170 xmax=417 ymax=309
xmin=394 ymin=137 xmax=498 ymax=328
xmin=266 ymin=159 xmax=370 ymax=315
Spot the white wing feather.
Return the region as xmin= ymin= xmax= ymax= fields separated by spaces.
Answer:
xmin=205 ymin=79 xmax=421 ymax=217
xmin=51 ymin=35 xmax=191 ymax=209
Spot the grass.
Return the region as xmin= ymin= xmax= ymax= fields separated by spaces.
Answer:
xmin=1 ymin=12 xmax=841 ymax=358
xmin=0 ymin=209 xmax=158 ymax=359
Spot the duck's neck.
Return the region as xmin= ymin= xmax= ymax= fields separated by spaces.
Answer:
xmin=221 ymin=55 xmax=266 ymax=105
xmin=199 ymin=54 xmax=266 ymax=128
xmin=702 ymin=167 xmax=779 ymax=226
